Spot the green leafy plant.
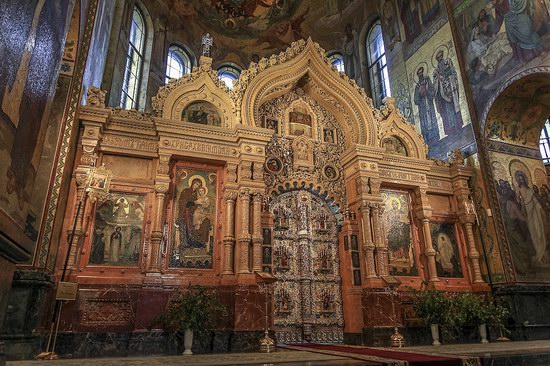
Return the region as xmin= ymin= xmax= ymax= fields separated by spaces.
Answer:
xmin=157 ymin=286 xmax=227 ymax=332
xmin=452 ymin=293 xmax=509 ymax=327
xmin=409 ymin=288 xmax=453 ymax=325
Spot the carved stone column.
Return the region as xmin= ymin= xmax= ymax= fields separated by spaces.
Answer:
xmin=66 ymin=171 xmax=89 ymax=269
xmin=251 ymin=191 xmax=263 ymax=272
xmin=372 ymin=203 xmax=389 ymax=276
xmin=360 ymin=203 xmax=376 ymax=278
xmin=238 ymin=189 xmax=251 ymax=274
xmin=148 ymin=179 xmax=169 ymax=273
xmin=223 ymin=190 xmax=237 ymax=274
xmin=414 ymin=190 xmax=439 ymax=284
xmin=458 ymin=195 xmax=484 ymax=284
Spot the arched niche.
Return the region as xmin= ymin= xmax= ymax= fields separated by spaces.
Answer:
xmin=482 ymin=70 xmax=550 ymax=283
xmin=236 ymin=39 xmax=378 ymax=147
xmin=152 ymin=68 xmax=235 ymax=128
xmin=378 ymin=98 xmax=428 ymax=159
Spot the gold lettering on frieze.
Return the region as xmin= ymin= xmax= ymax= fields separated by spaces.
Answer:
xmin=379 ymin=169 xmax=425 ymax=182
xmin=102 ymin=135 xmax=157 ymax=152
xmin=162 ymin=139 xmax=235 ymax=156
xmin=427 ymin=179 xmax=452 ymax=190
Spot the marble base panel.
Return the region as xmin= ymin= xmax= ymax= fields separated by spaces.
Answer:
xmin=0 ymin=330 xmax=269 ymax=360
xmin=496 ymin=284 xmax=550 ymax=342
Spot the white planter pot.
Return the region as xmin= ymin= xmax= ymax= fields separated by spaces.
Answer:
xmin=479 ymin=323 xmax=489 ymax=344
xmin=430 ymin=324 xmax=441 ymax=346
xmin=183 ymin=329 xmax=193 ymax=355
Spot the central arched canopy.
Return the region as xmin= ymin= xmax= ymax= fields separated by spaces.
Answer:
xmin=235 ymin=39 xmax=378 ymax=147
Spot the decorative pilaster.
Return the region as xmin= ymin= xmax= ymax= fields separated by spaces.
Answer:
xmin=414 ymin=189 xmax=439 ymax=284
xmin=238 ymin=189 xmax=251 ymax=273
xmin=66 ymin=171 xmax=89 ymax=269
xmin=373 ymin=203 xmax=389 ymax=276
xmin=360 ymin=203 xmax=376 ymax=278
xmin=458 ymin=194 xmax=484 ymax=284
xmin=252 ymin=191 xmax=263 ymax=272
xmin=223 ymin=190 xmax=237 ymax=274
xmin=148 ymin=180 xmax=169 ymax=273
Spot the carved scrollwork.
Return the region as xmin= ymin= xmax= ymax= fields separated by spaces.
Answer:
xmin=86 ymin=86 xmax=106 ymax=108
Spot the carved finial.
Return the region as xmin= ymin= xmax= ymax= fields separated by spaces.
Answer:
xmin=86 ymin=86 xmax=106 ymax=108
xmin=201 ymin=33 xmax=213 ymax=57
xmin=448 ymin=149 xmax=464 ymax=166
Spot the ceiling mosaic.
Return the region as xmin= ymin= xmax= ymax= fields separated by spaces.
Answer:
xmin=485 ymin=73 xmax=550 ymax=149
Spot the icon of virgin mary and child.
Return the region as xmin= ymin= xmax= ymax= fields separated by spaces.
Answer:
xmin=175 ymin=176 xmax=213 ymax=252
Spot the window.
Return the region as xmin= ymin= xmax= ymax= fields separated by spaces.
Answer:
xmin=217 ymin=64 xmax=241 ymax=89
xmin=367 ymin=20 xmax=391 ymax=107
xmin=120 ymin=7 xmax=146 ymax=110
xmin=165 ymin=45 xmax=192 ymax=84
xmin=541 ymin=118 xmax=550 ymax=165
xmin=327 ymin=52 xmax=344 ymax=73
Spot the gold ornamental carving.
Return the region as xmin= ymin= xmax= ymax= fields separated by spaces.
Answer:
xmin=86 ymin=87 xmax=106 ymax=108
xmin=161 ymin=138 xmax=235 ymax=157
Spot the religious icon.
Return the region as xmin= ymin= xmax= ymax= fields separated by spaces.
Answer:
xmin=323 ymin=165 xmax=338 ymax=180
xmin=263 ymin=116 xmax=279 ymax=133
xmin=89 ymin=193 xmax=144 ymax=266
xmin=182 ymin=101 xmax=221 ymax=126
xmin=430 ymin=222 xmax=463 ymax=278
xmin=289 ymin=110 xmax=312 ymax=137
xmin=265 ymin=157 xmax=282 ymax=173
xmin=170 ymin=168 xmax=217 ymax=268
xmin=323 ymin=129 xmax=336 ymax=144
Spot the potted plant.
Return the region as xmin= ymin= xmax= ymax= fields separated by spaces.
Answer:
xmin=157 ymin=286 xmax=227 ymax=355
xmin=453 ymin=293 xmax=508 ymax=344
xmin=410 ymin=289 xmax=452 ymax=346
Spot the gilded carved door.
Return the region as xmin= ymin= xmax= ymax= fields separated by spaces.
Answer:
xmin=271 ymin=190 xmax=344 ymax=343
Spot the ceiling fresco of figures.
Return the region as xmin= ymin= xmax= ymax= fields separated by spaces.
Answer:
xmin=485 ymin=74 xmax=550 ymax=148
xmin=163 ymin=0 xmax=369 ymax=66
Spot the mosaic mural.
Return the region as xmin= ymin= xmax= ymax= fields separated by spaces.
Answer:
xmin=170 ymin=167 xmax=217 ymax=268
xmin=381 ymin=190 xmax=418 ymax=276
xmin=89 ymin=193 xmax=144 ymax=266
xmin=430 ymin=222 xmax=463 ymax=278
xmin=491 ymin=151 xmax=550 ymax=280
xmin=406 ymin=23 xmax=475 ymax=159
xmin=452 ymin=0 xmax=550 ymax=114
xmin=0 ymin=0 xmax=73 ymax=246
xmin=182 ymin=101 xmax=222 ymax=126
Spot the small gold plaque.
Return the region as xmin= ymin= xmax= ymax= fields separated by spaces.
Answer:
xmin=56 ymin=282 xmax=78 ymax=301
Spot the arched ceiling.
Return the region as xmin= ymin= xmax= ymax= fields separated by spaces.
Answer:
xmin=485 ymin=73 xmax=550 ymax=149
xmin=158 ymin=0 xmax=375 ymax=66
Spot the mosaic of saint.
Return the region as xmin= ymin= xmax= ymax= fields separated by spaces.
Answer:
xmin=89 ymin=194 xmax=145 ymax=266
xmin=170 ymin=167 xmax=217 ymax=268
xmin=182 ymin=101 xmax=221 ymax=126
xmin=381 ymin=190 xmax=418 ymax=276
xmin=289 ymin=110 xmax=312 ymax=137
xmin=452 ymin=0 xmax=550 ymax=112
xmin=493 ymin=155 xmax=550 ymax=279
xmin=430 ymin=222 xmax=463 ymax=278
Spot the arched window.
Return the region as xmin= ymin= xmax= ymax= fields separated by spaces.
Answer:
xmin=366 ymin=20 xmax=391 ymax=107
xmin=217 ymin=64 xmax=241 ymax=89
xmin=165 ymin=45 xmax=192 ymax=84
xmin=327 ymin=52 xmax=345 ymax=73
xmin=541 ymin=118 xmax=550 ymax=165
xmin=120 ymin=7 xmax=146 ymax=110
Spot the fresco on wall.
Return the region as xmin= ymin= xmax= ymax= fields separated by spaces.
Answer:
xmin=89 ymin=194 xmax=144 ymax=266
xmin=162 ymin=0 xmax=368 ymax=73
xmin=484 ymin=73 xmax=550 ymax=148
xmin=491 ymin=151 xmax=550 ymax=280
xmin=170 ymin=167 xmax=217 ymax=268
xmin=452 ymin=0 xmax=550 ymax=113
xmin=430 ymin=222 xmax=463 ymax=278
xmin=0 ymin=0 xmax=73 ymax=246
xmin=381 ymin=190 xmax=418 ymax=276
xmin=182 ymin=101 xmax=222 ymax=126
xmin=406 ymin=23 xmax=475 ymax=159
xmin=379 ymin=0 xmax=401 ymax=50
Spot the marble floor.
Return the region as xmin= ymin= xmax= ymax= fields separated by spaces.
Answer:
xmin=6 ymin=340 xmax=550 ymax=366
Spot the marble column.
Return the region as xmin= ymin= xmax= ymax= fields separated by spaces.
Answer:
xmin=372 ymin=203 xmax=389 ymax=276
xmin=251 ymin=192 xmax=263 ymax=272
xmin=238 ymin=189 xmax=251 ymax=274
xmin=459 ymin=196 xmax=484 ymax=284
xmin=148 ymin=181 xmax=169 ymax=273
xmin=360 ymin=203 xmax=376 ymax=278
xmin=66 ymin=170 xmax=90 ymax=270
xmin=223 ymin=190 xmax=237 ymax=274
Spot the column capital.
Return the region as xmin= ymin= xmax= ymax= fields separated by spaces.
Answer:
xmin=224 ymin=189 xmax=238 ymax=201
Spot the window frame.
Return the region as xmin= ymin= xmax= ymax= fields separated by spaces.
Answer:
xmin=217 ymin=64 xmax=241 ymax=90
xmin=366 ymin=20 xmax=391 ymax=107
xmin=327 ymin=51 xmax=345 ymax=73
xmin=120 ymin=6 xmax=146 ymax=110
xmin=165 ymin=45 xmax=193 ymax=84
xmin=541 ymin=118 xmax=550 ymax=165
